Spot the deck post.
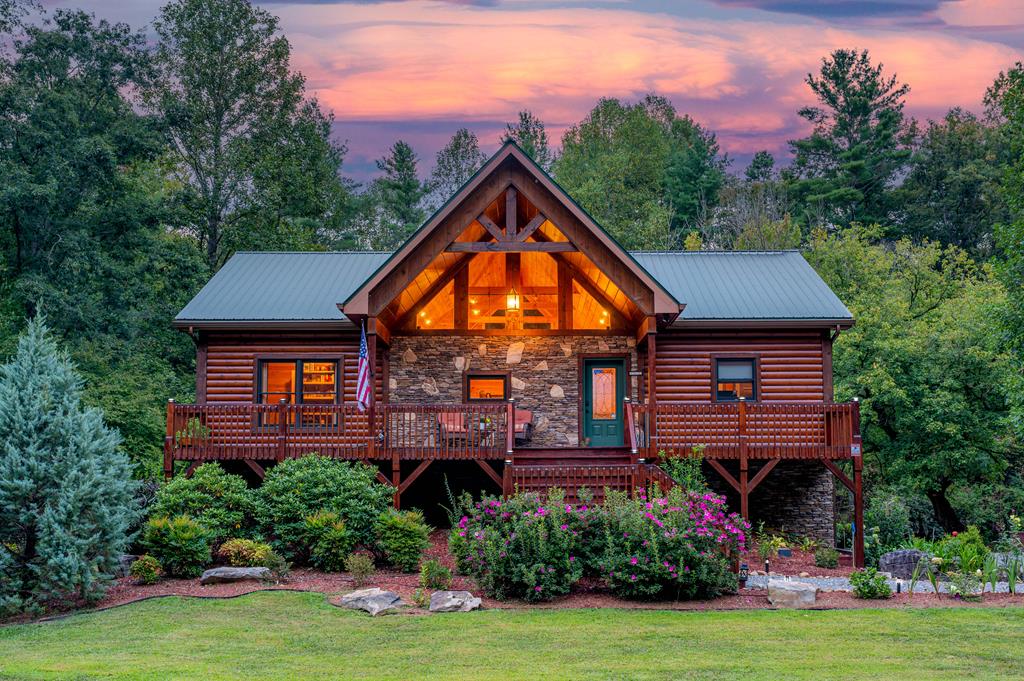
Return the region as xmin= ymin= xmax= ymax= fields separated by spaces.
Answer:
xmin=852 ymin=398 xmax=865 ymax=568
xmin=646 ymin=330 xmax=657 ymax=460
xmin=738 ymin=397 xmax=749 ymax=521
xmin=506 ymin=398 xmax=515 ymax=461
xmin=277 ymin=398 xmax=288 ymax=462
xmin=367 ymin=327 xmax=377 ymax=459
xmin=164 ymin=399 xmax=175 ymax=481
xmin=502 ymin=459 xmax=512 ymax=498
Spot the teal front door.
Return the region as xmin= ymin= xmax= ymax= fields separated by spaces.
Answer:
xmin=582 ymin=358 xmax=626 ymax=447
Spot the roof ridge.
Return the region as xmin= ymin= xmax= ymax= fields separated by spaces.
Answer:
xmin=231 ymin=250 xmax=391 ymax=255
xmin=629 ymin=250 xmax=800 ymax=255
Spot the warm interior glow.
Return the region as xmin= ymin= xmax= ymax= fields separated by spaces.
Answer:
xmin=467 ymin=375 xmax=507 ymax=401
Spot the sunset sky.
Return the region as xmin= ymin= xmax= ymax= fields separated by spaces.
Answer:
xmin=45 ymin=0 xmax=1024 ymax=181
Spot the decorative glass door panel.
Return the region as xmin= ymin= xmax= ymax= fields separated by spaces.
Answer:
xmin=582 ymin=359 xmax=625 ymax=447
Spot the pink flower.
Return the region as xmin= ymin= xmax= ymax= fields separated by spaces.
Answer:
xmin=630 ymin=556 xmax=639 ymax=565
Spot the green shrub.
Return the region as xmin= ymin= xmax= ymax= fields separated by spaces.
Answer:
xmin=850 ymin=567 xmax=892 ymax=599
xmin=814 ymin=547 xmax=840 ymax=569
xmin=150 ymin=464 xmax=256 ymax=543
xmin=375 ymin=509 xmax=431 ymax=572
xmin=948 ymin=570 xmax=983 ymax=600
xmin=254 ymin=456 xmax=392 ymax=561
xmin=261 ymin=550 xmax=291 ymax=582
xmin=143 ymin=516 xmax=212 ymax=578
xmin=864 ymin=494 xmax=912 ymax=567
xmin=345 ymin=552 xmax=375 ymax=586
xmin=757 ymin=534 xmax=787 ymax=561
xmin=129 ymin=555 xmax=162 ymax=585
xmin=218 ymin=538 xmax=273 ymax=567
xmin=936 ymin=526 xmax=990 ymax=573
xmin=600 ymin=488 xmax=746 ymax=600
xmin=659 ymin=446 xmax=708 ymax=493
xmin=305 ymin=511 xmax=354 ymax=573
xmin=419 ymin=559 xmax=452 ymax=590
xmin=451 ymin=490 xmax=584 ymax=602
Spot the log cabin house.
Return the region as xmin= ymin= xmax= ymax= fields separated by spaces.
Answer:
xmin=167 ymin=142 xmax=865 ymax=565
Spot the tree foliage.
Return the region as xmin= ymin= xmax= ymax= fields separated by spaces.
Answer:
xmin=806 ymin=226 xmax=1016 ymax=531
xmin=145 ymin=0 xmax=349 ymax=269
xmin=554 ymin=95 xmax=725 ymax=249
xmin=427 ymin=128 xmax=485 ymax=211
xmin=503 ymin=110 xmax=554 ymax=171
xmin=788 ymin=49 xmax=915 ymax=231
xmin=0 ymin=318 xmax=137 ymax=614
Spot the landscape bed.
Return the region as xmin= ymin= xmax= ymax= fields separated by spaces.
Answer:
xmin=2 ymin=591 xmax=1023 ymax=680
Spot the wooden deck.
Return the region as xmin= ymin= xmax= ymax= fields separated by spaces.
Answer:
xmin=164 ymin=398 xmax=864 ymax=566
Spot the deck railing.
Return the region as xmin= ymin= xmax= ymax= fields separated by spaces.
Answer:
xmin=627 ymin=400 xmax=861 ymax=461
xmin=164 ymin=400 xmax=510 ymax=468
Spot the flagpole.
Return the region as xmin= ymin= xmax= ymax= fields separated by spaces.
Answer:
xmin=365 ymin=321 xmax=377 ymax=461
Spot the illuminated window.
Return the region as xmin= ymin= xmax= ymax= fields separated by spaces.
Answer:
xmin=257 ymin=360 xmax=339 ymax=404
xmin=715 ymin=359 xmax=756 ymax=401
xmin=464 ymin=372 xmax=509 ymax=401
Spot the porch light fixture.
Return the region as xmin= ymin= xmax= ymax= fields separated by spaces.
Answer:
xmin=506 ymin=286 xmax=521 ymax=312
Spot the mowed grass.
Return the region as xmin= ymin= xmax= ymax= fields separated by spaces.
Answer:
xmin=1 ymin=592 xmax=1023 ymax=680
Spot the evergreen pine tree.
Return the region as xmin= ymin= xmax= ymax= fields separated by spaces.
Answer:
xmin=0 ymin=317 xmax=138 ymax=614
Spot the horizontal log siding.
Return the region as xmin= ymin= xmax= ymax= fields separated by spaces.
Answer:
xmin=203 ymin=331 xmax=380 ymax=404
xmin=654 ymin=330 xmax=828 ymax=402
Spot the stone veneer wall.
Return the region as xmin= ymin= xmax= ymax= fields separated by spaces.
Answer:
xmin=388 ymin=335 xmax=638 ymax=448
xmin=706 ymin=460 xmax=835 ymax=545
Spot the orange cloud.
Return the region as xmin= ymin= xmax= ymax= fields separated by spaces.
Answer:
xmin=275 ymin=1 xmax=1020 ymax=159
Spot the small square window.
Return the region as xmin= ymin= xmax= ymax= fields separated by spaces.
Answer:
xmin=465 ymin=372 xmax=509 ymax=401
xmin=715 ymin=359 xmax=756 ymax=401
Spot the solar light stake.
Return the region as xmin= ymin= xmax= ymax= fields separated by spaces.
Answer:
xmin=764 ymin=559 xmax=770 ymax=575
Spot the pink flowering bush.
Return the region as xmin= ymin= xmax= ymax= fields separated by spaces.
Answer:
xmin=600 ymin=487 xmax=749 ymax=600
xmin=449 ymin=489 xmax=584 ymax=602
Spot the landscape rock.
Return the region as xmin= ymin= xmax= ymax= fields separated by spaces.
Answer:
xmin=879 ymin=549 xmax=928 ymax=579
xmin=534 ymin=360 xmax=548 ymax=371
xmin=402 ymin=348 xmax=417 ymax=364
xmin=429 ymin=590 xmax=482 ymax=613
xmin=200 ymin=567 xmax=270 ymax=585
xmin=767 ymin=579 xmax=817 ymax=608
xmin=117 ymin=554 xmax=139 ymax=578
xmin=340 ymin=588 xmax=404 ymax=616
xmin=511 ymin=376 xmax=527 ymax=390
xmin=422 ymin=377 xmax=440 ymax=396
xmin=798 ymin=571 xmax=810 ymax=578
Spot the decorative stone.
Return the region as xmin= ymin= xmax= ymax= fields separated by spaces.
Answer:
xmin=627 ymin=337 xmax=636 ymax=348
xmin=549 ymin=385 xmax=564 ymax=399
xmin=879 ymin=549 xmax=928 ymax=579
xmin=340 ymin=588 xmax=404 ymax=616
xmin=534 ymin=416 xmax=550 ymax=432
xmin=506 ymin=342 xmax=525 ymax=365
xmin=454 ymin=356 xmax=468 ymax=372
xmin=598 ymin=340 xmax=610 ymax=351
xmin=428 ymin=590 xmax=482 ymax=613
xmin=200 ymin=567 xmax=270 ymax=585
xmin=402 ymin=348 xmax=417 ymax=364
xmin=389 ymin=377 xmax=398 ymax=391
xmin=564 ymin=432 xmax=579 ymax=446
xmin=478 ymin=344 xmax=487 ymax=357
xmin=511 ymin=377 xmax=526 ymax=390
xmin=422 ymin=377 xmax=440 ymax=396
xmin=534 ymin=360 xmax=549 ymax=372
xmin=767 ymin=579 xmax=817 ymax=608
xmin=799 ymin=571 xmax=810 ymax=578
xmin=560 ymin=343 xmax=572 ymax=357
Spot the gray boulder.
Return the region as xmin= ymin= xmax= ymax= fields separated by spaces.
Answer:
xmin=767 ymin=579 xmax=817 ymax=608
xmin=340 ymin=588 xmax=404 ymax=616
xmin=200 ymin=567 xmax=271 ymax=585
xmin=117 ymin=554 xmax=139 ymax=578
xmin=429 ymin=590 xmax=482 ymax=613
xmin=879 ymin=549 xmax=927 ymax=579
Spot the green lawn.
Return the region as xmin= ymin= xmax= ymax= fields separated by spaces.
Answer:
xmin=1 ymin=593 xmax=1022 ymax=680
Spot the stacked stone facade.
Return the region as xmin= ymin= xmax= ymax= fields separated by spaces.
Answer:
xmin=388 ymin=335 xmax=638 ymax=448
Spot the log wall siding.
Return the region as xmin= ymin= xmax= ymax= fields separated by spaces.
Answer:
xmin=202 ymin=332 xmax=381 ymax=404
xmin=654 ymin=329 xmax=829 ymax=403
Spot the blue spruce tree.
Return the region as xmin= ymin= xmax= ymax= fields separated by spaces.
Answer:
xmin=0 ymin=317 xmax=138 ymax=614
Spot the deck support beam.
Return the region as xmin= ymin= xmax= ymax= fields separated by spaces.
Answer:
xmin=243 ymin=460 xmax=266 ymax=480
xmin=398 ymin=460 xmax=433 ymax=495
xmin=475 ymin=459 xmax=503 ymax=489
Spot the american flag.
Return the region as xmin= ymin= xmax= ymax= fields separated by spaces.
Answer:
xmin=356 ymin=323 xmax=373 ymax=412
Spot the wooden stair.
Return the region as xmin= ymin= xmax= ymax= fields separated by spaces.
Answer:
xmin=504 ymin=460 xmax=675 ymax=503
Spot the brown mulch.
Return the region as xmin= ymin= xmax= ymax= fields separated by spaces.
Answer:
xmin=738 ymin=545 xmax=856 ymax=579
xmin=10 ymin=532 xmax=1024 ymax=623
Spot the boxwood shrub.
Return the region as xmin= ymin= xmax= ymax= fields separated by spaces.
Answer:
xmin=143 ymin=515 xmax=212 ymax=578
xmin=375 ymin=509 xmax=431 ymax=572
xmin=149 ymin=464 xmax=256 ymax=543
xmin=254 ymin=456 xmax=392 ymax=562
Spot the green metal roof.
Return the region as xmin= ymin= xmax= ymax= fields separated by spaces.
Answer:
xmin=631 ymin=251 xmax=852 ymax=322
xmin=175 ymin=249 xmax=851 ymax=327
